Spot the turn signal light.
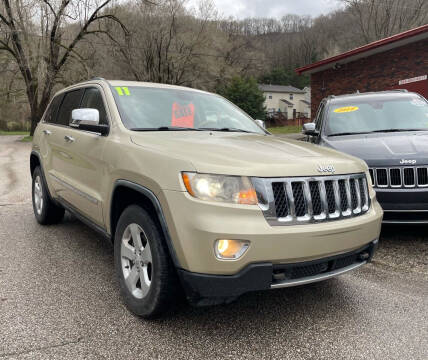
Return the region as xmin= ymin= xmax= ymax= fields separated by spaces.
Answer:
xmin=238 ymin=189 xmax=258 ymax=205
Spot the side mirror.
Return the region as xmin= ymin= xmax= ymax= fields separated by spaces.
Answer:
xmin=302 ymin=122 xmax=318 ymax=136
xmin=255 ymin=119 xmax=266 ymax=129
xmin=70 ymin=108 xmax=109 ymax=135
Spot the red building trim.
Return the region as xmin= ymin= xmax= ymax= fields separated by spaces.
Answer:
xmin=296 ymin=24 xmax=428 ymax=75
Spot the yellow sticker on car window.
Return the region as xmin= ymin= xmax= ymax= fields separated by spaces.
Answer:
xmin=115 ymin=86 xmax=130 ymax=96
xmin=334 ymin=106 xmax=359 ymax=113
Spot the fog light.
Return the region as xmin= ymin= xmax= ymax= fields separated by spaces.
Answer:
xmin=215 ymin=239 xmax=250 ymax=260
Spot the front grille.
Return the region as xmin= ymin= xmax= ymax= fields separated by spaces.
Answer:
xmin=253 ymin=173 xmax=370 ymax=226
xmin=370 ymin=167 xmax=428 ymax=188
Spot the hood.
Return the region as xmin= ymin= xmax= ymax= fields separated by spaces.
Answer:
xmin=324 ymin=131 xmax=428 ymax=167
xmin=130 ymin=131 xmax=366 ymax=177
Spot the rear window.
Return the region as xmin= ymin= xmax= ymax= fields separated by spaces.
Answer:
xmin=44 ymin=94 xmax=63 ymax=124
xmin=325 ymin=94 xmax=428 ymax=136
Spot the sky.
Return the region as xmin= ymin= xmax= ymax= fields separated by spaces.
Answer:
xmin=186 ymin=0 xmax=343 ymax=19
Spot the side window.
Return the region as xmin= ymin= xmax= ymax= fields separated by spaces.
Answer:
xmin=56 ymin=89 xmax=84 ymax=126
xmin=44 ymin=94 xmax=63 ymax=124
xmin=80 ymin=88 xmax=108 ymax=125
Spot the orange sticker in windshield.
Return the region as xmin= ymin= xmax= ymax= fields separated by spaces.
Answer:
xmin=334 ymin=106 xmax=359 ymax=113
xmin=172 ymin=102 xmax=195 ymax=127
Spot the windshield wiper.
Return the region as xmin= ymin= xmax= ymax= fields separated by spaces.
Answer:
xmin=198 ymin=127 xmax=256 ymax=133
xmin=329 ymin=128 xmax=428 ymax=137
xmin=370 ymin=128 xmax=428 ymax=133
xmin=328 ymin=131 xmax=372 ymax=137
xmin=130 ymin=126 xmax=203 ymax=132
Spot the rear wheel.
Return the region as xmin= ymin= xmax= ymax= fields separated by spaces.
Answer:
xmin=114 ymin=205 xmax=179 ymax=318
xmin=32 ymin=166 xmax=65 ymax=225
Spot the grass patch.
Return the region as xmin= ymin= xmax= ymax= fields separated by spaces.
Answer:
xmin=21 ymin=135 xmax=33 ymax=142
xmin=0 ymin=130 xmax=30 ymax=136
xmin=267 ymin=126 xmax=302 ymax=134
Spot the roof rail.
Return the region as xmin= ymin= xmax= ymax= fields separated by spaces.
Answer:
xmin=389 ymin=89 xmax=408 ymax=92
xmin=90 ymin=77 xmax=106 ymax=81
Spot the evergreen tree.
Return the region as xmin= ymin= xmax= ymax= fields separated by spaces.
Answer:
xmin=217 ymin=77 xmax=266 ymax=120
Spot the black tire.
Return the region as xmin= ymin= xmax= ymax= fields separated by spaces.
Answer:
xmin=32 ymin=166 xmax=65 ymax=225
xmin=114 ymin=205 xmax=180 ymax=318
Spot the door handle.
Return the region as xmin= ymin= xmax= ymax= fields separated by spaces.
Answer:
xmin=43 ymin=129 xmax=52 ymax=135
xmin=64 ymin=135 xmax=75 ymax=143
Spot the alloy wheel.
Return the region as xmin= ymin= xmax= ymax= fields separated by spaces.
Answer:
xmin=121 ymin=223 xmax=153 ymax=299
xmin=34 ymin=176 xmax=44 ymax=215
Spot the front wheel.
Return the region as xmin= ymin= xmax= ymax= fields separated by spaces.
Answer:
xmin=114 ymin=205 xmax=180 ymax=318
xmin=32 ymin=166 xmax=65 ymax=225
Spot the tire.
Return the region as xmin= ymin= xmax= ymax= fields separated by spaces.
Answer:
xmin=114 ymin=205 xmax=180 ymax=318
xmin=32 ymin=166 xmax=65 ymax=225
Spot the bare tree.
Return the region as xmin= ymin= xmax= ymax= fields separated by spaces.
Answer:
xmin=0 ymin=0 xmax=126 ymax=134
xmin=341 ymin=0 xmax=428 ymax=43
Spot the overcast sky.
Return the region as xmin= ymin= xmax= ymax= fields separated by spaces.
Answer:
xmin=186 ymin=0 xmax=343 ymax=18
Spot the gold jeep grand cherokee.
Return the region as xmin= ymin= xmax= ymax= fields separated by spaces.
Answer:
xmin=30 ymin=78 xmax=383 ymax=318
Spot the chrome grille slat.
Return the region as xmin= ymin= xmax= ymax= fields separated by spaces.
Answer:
xmin=253 ymin=173 xmax=370 ymax=226
xmin=331 ymin=180 xmax=341 ymax=218
xmin=370 ymin=166 xmax=428 ymax=188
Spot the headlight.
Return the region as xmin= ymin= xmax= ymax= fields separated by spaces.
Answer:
xmin=181 ymin=172 xmax=258 ymax=205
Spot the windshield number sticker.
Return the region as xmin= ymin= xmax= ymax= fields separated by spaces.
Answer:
xmin=172 ymin=103 xmax=195 ymax=128
xmin=334 ymin=106 xmax=359 ymax=113
xmin=115 ymin=86 xmax=130 ymax=96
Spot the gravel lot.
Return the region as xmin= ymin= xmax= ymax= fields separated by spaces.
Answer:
xmin=0 ymin=135 xmax=427 ymax=359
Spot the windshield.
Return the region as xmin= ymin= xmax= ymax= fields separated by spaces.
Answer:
xmin=325 ymin=94 xmax=428 ymax=136
xmin=111 ymin=85 xmax=265 ymax=134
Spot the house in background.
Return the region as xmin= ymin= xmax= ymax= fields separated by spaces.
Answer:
xmin=258 ymin=84 xmax=311 ymax=121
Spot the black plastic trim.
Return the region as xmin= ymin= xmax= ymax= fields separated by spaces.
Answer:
xmin=57 ymin=197 xmax=111 ymax=240
xmin=30 ymin=150 xmax=55 ymax=203
xmin=178 ymin=263 xmax=273 ymax=306
xmin=179 ymin=240 xmax=378 ymax=306
xmin=112 ymin=180 xmax=180 ymax=267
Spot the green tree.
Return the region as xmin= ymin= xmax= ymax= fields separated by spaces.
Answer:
xmin=217 ymin=77 xmax=266 ymax=120
xmin=259 ymin=67 xmax=310 ymax=89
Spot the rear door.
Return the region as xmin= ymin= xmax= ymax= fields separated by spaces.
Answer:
xmin=37 ymin=93 xmax=65 ymax=196
xmin=54 ymin=86 xmax=110 ymax=226
xmin=45 ymin=89 xmax=84 ymax=200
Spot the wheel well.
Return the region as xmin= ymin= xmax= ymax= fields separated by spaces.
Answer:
xmin=110 ymin=185 xmax=161 ymax=242
xmin=30 ymin=153 xmax=40 ymax=176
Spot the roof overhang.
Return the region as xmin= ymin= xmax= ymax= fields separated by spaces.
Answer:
xmin=296 ymin=25 xmax=428 ymax=75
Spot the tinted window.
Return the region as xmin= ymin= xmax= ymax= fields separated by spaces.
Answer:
xmin=56 ymin=89 xmax=84 ymax=126
xmin=81 ymin=88 xmax=108 ymax=125
xmin=44 ymin=94 xmax=63 ymax=124
xmin=325 ymin=94 xmax=428 ymax=136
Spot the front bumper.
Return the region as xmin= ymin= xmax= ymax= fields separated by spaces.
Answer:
xmin=179 ymin=240 xmax=378 ymax=306
xmin=375 ymin=188 xmax=428 ymax=223
xmin=159 ymin=190 xmax=383 ymax=275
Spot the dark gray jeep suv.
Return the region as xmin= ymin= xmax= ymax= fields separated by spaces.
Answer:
xmin=304 ymin=91 xmax=428 ymax=224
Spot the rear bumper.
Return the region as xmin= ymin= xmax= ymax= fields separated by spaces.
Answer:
xmin=178 ymin=240 xmax=378 ymax=306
